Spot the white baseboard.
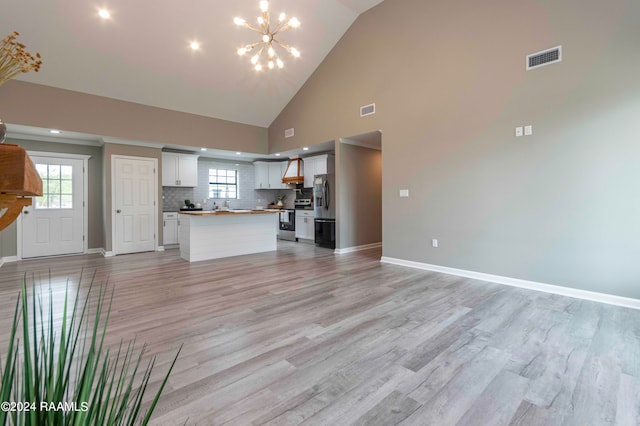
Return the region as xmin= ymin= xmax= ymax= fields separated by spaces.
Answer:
xmin=0 ymin=256 xmax=18 ymax=268
xmin=335 ymin=242 xmax=382 ymax=255
xmin=156 ymin=246 xmax=165 ymax=252
xmin=87 ymin=248 xmax=105 ymax=256
xmin=380 ymin=256 xmax=640 ymax=310
xmin=103 ymin=251 xmax=115 ymax=258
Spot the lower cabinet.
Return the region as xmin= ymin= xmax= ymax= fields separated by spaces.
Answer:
xmin=295 ymin=210 xmax=315 ymax=240
xmin=163 ymin=212 xmax=179 ymax=245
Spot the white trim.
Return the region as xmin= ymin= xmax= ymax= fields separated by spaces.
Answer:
xmin=156 ymin=246 xmax=165 ymax=252
xmin=103 ymin=251 xmax=115 ymax=258
xmin=379 ymin=256 xmax=640 ymax=310
xmin=26 ymin=151 xmax=92 ymax=161
xmin=111 ymin=155 xmax=159 ymax=255
xmin=19 ymin=152 xmax=90 ymax=258
xmin=0 ymin=256 xmax=18 ymax=268
xmin=87 ymin=248 xmax=105 ymax=255
xmin=335 ymin=242 xmax=382 ymax=254
xmin=7 ymin=132 xmax=103 ymax=147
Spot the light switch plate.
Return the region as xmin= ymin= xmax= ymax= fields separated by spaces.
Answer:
xmin=515 ymin=127 xmax=523 ymax=137
xmin=524 ymin=125 xmax=533 ymax=136
xmin=399 ymin=189 xmax=409 ymax=198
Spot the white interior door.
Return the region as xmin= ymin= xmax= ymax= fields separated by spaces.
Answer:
xmin=113 ymin=156 xmax=157 ymax=254
xmin=22 ymin=157 xmax=84 ymax=258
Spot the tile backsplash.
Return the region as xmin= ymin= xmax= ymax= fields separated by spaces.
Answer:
xmin=162 ymin=158 xmax=295 ymax=211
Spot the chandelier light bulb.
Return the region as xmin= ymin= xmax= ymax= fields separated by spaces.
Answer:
xmin=190 ymin=41 xmax=200 ymax=51
xmin=234 ymin=1 xmax=301 ymax=71
xmin=288 ymin=17 xmax=300 ymax=28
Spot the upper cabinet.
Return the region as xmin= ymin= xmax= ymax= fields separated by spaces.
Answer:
xmin=268 ymin=162 xmax=288 ymax=189
xmin=303 ymin=154 xmax=334 ymax=188
xmin=162 ymin=153 xmax=198 ymax=187
xmin=254 ymin=161 xmax=289 ymax=189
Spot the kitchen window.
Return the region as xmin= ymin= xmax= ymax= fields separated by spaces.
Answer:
xmin=208 ymin=168 xmax=238 ymax=199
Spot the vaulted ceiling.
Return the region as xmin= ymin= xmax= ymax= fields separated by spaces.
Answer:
xmin=1 ymin=0 xmax=384 ymax=128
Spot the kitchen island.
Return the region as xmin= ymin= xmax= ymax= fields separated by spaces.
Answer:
xmin=178 ymin=210 xmax=280 ymax=262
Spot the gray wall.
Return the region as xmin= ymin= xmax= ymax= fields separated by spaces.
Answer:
xmin=336 ymin=142 xmax=381 ymax=249
xmin=0 ymin=81 xmax=268 ymax=154
xmin=0 ymin=138 xmax=104 ymax=256
xmin=270 ymin=0 xmax=640 ymax=299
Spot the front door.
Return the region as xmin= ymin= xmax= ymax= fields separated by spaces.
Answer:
xmin=113 ymin=156 xmax=156 ymax=254
xmin=22 ymin=156 xmax=84 ymax=258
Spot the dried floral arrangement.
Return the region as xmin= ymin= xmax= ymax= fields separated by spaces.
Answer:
xmin=0 ymin=31 xmax=42 ymax=86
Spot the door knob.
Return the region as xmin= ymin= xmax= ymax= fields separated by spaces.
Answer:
xmin=116 ymin=209 xmax=121 ymax=213
xmin=23 ymin=210 xmax=29 ymax=214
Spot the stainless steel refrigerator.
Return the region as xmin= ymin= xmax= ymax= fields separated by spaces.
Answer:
xmin=313 ymin=173 xmax=336 ymax=248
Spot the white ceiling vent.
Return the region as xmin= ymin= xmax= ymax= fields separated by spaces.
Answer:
xmin=527 ymin=46 xmax=562 ymax=70
xmin=284 ymin=128 xmax=295 ymax=138
xmin=360 ymin=103 xmax=376 ymax=117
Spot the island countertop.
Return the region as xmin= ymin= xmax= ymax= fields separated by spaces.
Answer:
xmin=178 ymin=210 xmax=279 ymax=262
xmin=179 ymin=209 xmax=281 ymax=216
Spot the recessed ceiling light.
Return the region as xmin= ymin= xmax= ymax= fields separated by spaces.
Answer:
xmin=235 ymin=152 xmax=242 ymax=155
xmin=302 ymin=147 xmax=309 ymax=151
xmin=200 ymin=148 xmax=207 ymax=151
xmin=235 ymin=163 xmax=239 ymax=166
xmin=275 ymin=153 xmax=281 ymax=156
xmin=98 ymin=9 xmax=111 ymax=19
xmin=190 ymin=41 xmax=200 ymax=51
xmin=49 ymin=129 xmax=61 ymax=134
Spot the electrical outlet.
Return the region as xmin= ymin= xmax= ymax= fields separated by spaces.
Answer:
xmin=524 ymin=125 xmax=533 ymax=136
xmin=399 ymin=189 xmax=409 ymax=198
xmin=515 ymin=127 xmax=523 ymax=137
xmin=432 ymin=239 xmax=438 ymax=248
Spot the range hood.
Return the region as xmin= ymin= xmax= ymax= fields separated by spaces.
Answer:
xmin=282 ymin=158 xmax=304 ymax=184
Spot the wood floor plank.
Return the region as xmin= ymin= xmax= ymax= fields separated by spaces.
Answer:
xmin=352 ymin=390 xmax=420 ymax=426
xmin=456 ymin=370 xmax=529 ymax=426
xmin=0 ymin=243 xmax=638 ymax=425
xmin=401 ymin=346 xmax=511 ymax=425
xmin=615 ymin=373 xmax=640 ymax=426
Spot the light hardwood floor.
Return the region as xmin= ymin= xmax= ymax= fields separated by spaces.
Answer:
xmin=1 ymin=242 xmax=639 ymax=425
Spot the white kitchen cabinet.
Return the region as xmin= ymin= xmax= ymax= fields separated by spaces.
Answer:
xmin=268 ymin=162 xmax=287 ymax=189
xmin=162 ymin=153 xmax=198 ymax=187
xmin=303 ymin=154 xmax=334 ymax=188
xmin=254 ymin=161 xmax=288 ymax=189
xmin=295 ymin=210 xmax=315 ymax=240
xmin=254 ymin=162 xmax=269 ymax=189
xmin=163 ymin=212 xmax=179 ymax=245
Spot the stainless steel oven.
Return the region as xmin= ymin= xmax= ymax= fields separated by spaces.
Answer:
xmin=278 ymin=209 xmax=296 ymax=241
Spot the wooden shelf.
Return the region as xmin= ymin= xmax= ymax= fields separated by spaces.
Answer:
xmin=0 ymin=143 xmax=42 ymax=231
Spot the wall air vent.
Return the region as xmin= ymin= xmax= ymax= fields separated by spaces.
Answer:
xmin=360 ymin=103 xmax=376 ymax=117
xmin=284 ymin=128 xmax=295 ymax=138
xmin=527 ymin=46 xmax=562 ymax=70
